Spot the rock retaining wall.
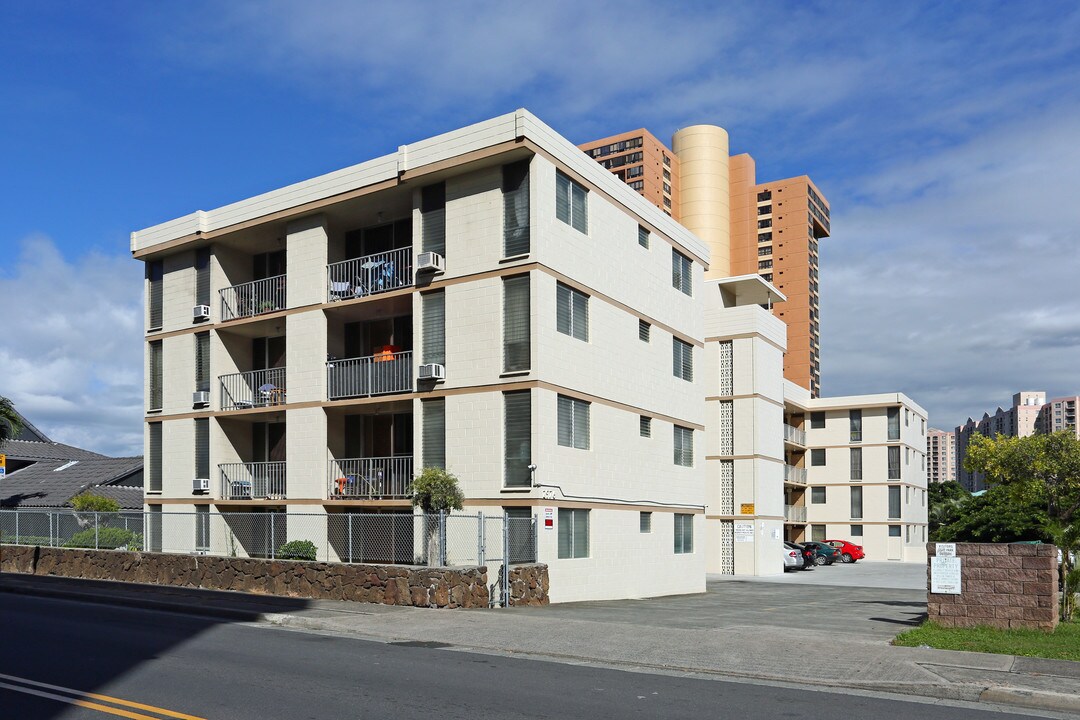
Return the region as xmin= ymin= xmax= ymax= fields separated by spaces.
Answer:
xmin=506 ymin=563 xmax=549 ymax=606
xmin=927 ymin=542 xmax=1058 ymax=630
xmin=0 ymin=545 xmax=489 ymax=608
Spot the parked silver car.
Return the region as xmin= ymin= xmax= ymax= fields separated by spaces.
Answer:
xmin=784 ymin=541 xmax=814 ymax=571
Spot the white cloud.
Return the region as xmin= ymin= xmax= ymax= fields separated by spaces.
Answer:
xmin=0 ymin=236 xmax=143 ymax=456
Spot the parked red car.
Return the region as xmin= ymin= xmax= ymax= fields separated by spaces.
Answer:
xmin=824 ymin=539 xmax=865 ymax=563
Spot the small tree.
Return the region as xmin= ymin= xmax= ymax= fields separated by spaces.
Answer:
xmin=0 ymin=396 xmax=23 ymax=444
xmin=411 ymin=467 xmax=464 ymax=565
xmin=71 ymin=493 xmax=122 ymax=513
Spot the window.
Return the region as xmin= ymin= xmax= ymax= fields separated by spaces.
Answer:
xmin=148 ymin=422 xmax=162 ymax=492
xmin=811 ymin=448 xmax=826 ymax=466
xmin=811 ymin=411 xmax=825 ymax=429
xmin=673 ymin=425 xmax=693 ymax=467
xmin=906 ymin=525 xmax=911 ymax=542
xmin=888 ymin=485 xmax=901 ymax=518
xmin=672 ymin=338 xmax=693 ymax=382
xmin=628 ymin=180 xmax=644 ymax=191
xmin=558 ymin=508 xmax=589 ymax=558
xmin=556 ymin=282 xmax=589 ymax=341
xmin=758 ymin=259 xmax=773 ymax=270
xmin=638 ymin=319 xmax=650 ymax=342
xmin=640 ymin=415 xmax=651 ymax=437
xmin=757 ymin=190 xmax=772 ymax=202
xmin=887 ymin=407 xmax=900 ymax=440
xmin=149 ymin=340 xmax=163 ymax=411
xmin=640 ymin=512 xmax=651 ymax=533
xmin=194 ymin=417 xmax=209 ymax=481
xmin=888 ymin=446 xmax=901 ymax=479
xmin=851 ymin=524 xmax=863 ymax=537
xmin=889 ymin=525 xmax=901 ymax=537
xmin=638 ymin=225 xmax=649 ymax=249
xmin=421 ymin=182 xmax=446 ymax=256
xmin=850 ymin=486 xmax=863 ymax=519
xmin=758 ymin=231 xmax=772 ymax=242
xmin=557 ymin=395 xmax=590 ymax=450
xmin=758 ymin=218 xmax=772 ymax=229
xmin=147 ymin=260 xmax=163 ymax=330
xmin=811 ymin=524 xmax=825 ymax=542
xmin=849 ymin=409 xmax=862 ymax=442
xmin=195 ymin=332 xmax=210 ymax=393
xmin=502 ymin=275 xmax=531 ymax=372
xmin=672 ymin=249 xmax=692 ymax=296
xmin=148 ymin=505 xmax=162 ymax=552
xmin=502 ymin=160 xmax=530 ymax=256
xmin=195 ymin=248 xmax=210 ymax=307
xmin=422 ymin=398 xmax=445 ymax=469
xmin=555 ymin=170 xmax=588 ymax=234
xmin=905 ymin=408 xmax=910 ymax=426
xmin=758 ymin=246 xmax=772 ymax=256
xmin=850 ymin=447 xmax=862 ymax=480
xmin=422 ymin=291 xmax=445 ymax=366
xmin=761 ymin=273 xmax=772 ymax=282
xmin=504 ymin=391 xmax=531 ymax=487
xmin=905 ymin=447 xmax=910 ymax=465
xmin=195 ymin=505 xmax=210 ymax=551
xmin=674 ymin=514 xmax=693 ymax=554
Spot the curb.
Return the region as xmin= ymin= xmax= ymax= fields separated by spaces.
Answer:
xmin=979 ymin=686 xmax=1080 ymax=714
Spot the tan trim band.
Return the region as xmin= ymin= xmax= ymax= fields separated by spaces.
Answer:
xmin=467 ymin=498 xmax=704 ymax=513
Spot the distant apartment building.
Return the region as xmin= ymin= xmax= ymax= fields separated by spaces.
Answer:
xmin=955 ymin=391 xmax=1046 ymax=491
xmin=581 ymin=126 xmax=829 ymax=396
xmin=1035 ymin=396 xmax=1080 ymax=437
xmin=926 ymin=427 xmax=956 ymax=484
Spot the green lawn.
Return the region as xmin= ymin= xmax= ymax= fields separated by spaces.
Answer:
xmin=894 ymin=619 xmax=1080 ymax=661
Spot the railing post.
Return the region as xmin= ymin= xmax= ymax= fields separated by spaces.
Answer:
xmin=348 ymin=513 xmax=353 ymax=563
xmin=438 ymin=510 xmax=447 ymax=567
xmin=270 ymin=513 xmax=276 ymax=559
xmin=15 ymin=510 xmax=19 ymax=545
xmin=477 ymin=512 xmax=485 ymax=567
xmin=94 ymin=513 xmax=99 ymax=549
xmin=502 ymin=512 xmax=511 ymax=607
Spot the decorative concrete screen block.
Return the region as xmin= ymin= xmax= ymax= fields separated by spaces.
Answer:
xmin=926 ymin=542 xmax=1059 ymax=631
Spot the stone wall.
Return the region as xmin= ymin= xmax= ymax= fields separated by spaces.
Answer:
xmin=0 ymin=545 xmax=489 ymax=608
xmin=506 ymin=564 xmax=549 ymax=606
xmin=927 ymin=542 xmax=1058 ymax=630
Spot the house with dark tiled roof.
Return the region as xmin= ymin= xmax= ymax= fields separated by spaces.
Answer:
xmin=1 ymin=411 xmax=143 ymax=509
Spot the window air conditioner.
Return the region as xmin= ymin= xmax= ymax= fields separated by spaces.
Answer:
xmin=416 ymin=252 xmax=445 ymax=274
xmin=418 ymin=363 xmax=446 ymax=381
xmin=193 ymin=478 xmax=210 ymax=492
xmin=193 ymin=305 xmax=211 ymax=321
xmin=192 ymin=390 xmax=210 ymax=406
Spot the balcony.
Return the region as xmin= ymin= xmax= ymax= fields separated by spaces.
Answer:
xmin=328 ymin=456 xmax=413 ymax=499
xmin=327 ymin=247 xmax=413 ymax=302
xmin=327 ymin=351 xmax=412 ymax=400
xmin=220 ymin=367 xmax=287 ymax=411
xmin=783 ymin=424 xmax=806 ymax=447
xmin=784 ymin=464 xmax=807 ymax=485
xmin=784 ymin=504 xmax=807 ymax=523
xmin=220 ymin=275 xmax=286 ymax=321
xmin=220 ymin=461 xmax=287 ymax=500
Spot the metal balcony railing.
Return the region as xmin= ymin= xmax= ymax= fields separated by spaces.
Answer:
xmin=328 ymin=456 xmax=413 ymax=499
xmin=784 ymin=464 xmax=807 ymax=485
xmin=784 ymin=504 xmax=807 ymax=523
xmin=783 ymin=424 xmax=806 ymax=446
xmin=327 ymin=352 xmax=412 ymax=400
xmin=220 ymin=367 xmax=287 ymax=411
xmin=220 ymin=461 xmax=287 ymax=500
xmin=220 ymin=275 xmax=286 ymax=321
xmin=327 ymin=247 xmax=413 ymax=301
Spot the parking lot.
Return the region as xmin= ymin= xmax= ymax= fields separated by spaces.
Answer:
xmin=527 ymin=562 xmax=927 ymax=641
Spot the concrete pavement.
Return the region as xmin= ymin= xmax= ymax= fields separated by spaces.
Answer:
xmin=1 ymin=571 xmax=1078 ymax=717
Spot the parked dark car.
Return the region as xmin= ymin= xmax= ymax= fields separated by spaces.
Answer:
xmin=800 ymin=540 xmax=842 ymax=566
xmin=784 ymin=541 xmax=815 ymax=570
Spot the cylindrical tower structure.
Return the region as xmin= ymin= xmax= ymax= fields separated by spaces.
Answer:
xmin=672 ymin=125 xmax=730 ymax=278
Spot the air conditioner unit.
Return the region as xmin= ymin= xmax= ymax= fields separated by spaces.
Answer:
xmin=193 ymin=478 xmax=210 ymax=492
xmin=193 ymin=305 xmax=211 ymax=321
xmin=192 ymin=390 xmax=210 ymax=406
xmin=416 ymin=252 xmax=445 ymax=274
xmin=418 ymin=363 xmax=446 ymax=381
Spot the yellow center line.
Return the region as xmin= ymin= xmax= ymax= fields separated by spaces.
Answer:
xmin=0 ymin=672 xmax=206 ymax=720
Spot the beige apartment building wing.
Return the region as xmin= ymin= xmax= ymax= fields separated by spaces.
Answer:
xmin=926 ymin=427 xmax=956 ymax=484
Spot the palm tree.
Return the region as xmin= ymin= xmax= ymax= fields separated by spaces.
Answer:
xmin=0 ymin=396 xmax=23 ymax=444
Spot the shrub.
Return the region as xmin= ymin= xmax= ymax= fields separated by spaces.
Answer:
xmin=70 ymin=493 xmax=121 ymax=513
xmin=278 ymin=539 xmax=317 ymax=561
xmin=64 ymin=527 xmax=143 ymax=550
xmin=411 ymin=467 xmax=465 ymax=513
xmin=1 ymin=534 xmax=53 ymax=546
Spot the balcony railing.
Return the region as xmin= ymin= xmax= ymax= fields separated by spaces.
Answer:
xmin=327 ymin=247 xmax=413 ymax=302
xmin=327 ymin=352 xmax=412 ymax=400
xmin=784 ymin=504 xmax=807 ymax=523
xmin=784 ymin=464 xmax=807 ymax=485
xmin=783 ymin=424 xmax=806 ymax=446
xmin=328 ymin=456 xmax=413 ymax=499
xmin=220 ymin=367 xmax=287 ymax=411
xmin=220 ymin=461 xmax=287 ymax=500
xmin=220 ymin=275 xmax=286 ymax=321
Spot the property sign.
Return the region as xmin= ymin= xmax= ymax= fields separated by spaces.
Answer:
xmin=936 ymin=543 xmax=957 ymax=557
xmin=0 ymin=453 xmax=5 ymax=479
xmin=930 ymin=556 xmax=962 ymax=594
xmin=740 ymin=503 xmax=755 ymax=515
xmin=734 ymin=522 xmax=754 ymax=543
xmin=543 ymin=507 xmax=554 ymax=530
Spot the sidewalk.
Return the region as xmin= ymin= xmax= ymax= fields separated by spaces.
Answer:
xmin=2 ymin=573 xmax=1078 ymax=716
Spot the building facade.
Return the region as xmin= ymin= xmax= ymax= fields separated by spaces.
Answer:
xmin=926 ymin=427 xmax=956 ymax=484
xmin=1035 ymin=396 xmax=1080 ymax=437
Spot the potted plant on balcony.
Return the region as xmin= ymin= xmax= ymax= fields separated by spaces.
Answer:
xmin=411 ymin=467 xmax=464 ymax=566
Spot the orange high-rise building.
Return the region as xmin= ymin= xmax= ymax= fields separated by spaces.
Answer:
xmin=581 ymin=126 xmax=829 ymax=396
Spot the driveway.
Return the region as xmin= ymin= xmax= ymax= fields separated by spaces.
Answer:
xmin=526 ymin=562 xmax=927 ymax=641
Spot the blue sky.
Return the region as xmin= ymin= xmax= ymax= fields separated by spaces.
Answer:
xmin=3 ymin=1 xmax=1080 ymax=455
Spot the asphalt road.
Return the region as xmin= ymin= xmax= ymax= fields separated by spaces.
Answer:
xmin=0 ymin=594 xmax=1032 ymax=720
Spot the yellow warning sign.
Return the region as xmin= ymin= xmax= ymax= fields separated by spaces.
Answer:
xmin=740 ymin=503 xmax=755 ymax=515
